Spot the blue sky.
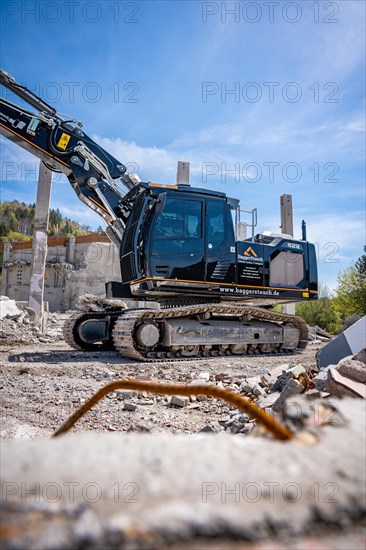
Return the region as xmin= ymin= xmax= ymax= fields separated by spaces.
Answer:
xmin=1 ymin=0 xmax=365 ymax=290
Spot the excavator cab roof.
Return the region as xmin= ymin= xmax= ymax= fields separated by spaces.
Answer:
xmin=144 ymin=181 xmax=228 ymax=200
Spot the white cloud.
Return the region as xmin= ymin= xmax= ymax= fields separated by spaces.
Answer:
xmin=92 ymin=135 xmax=179 ymax=183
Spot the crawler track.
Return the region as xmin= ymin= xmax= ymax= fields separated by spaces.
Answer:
xmin=112 ymin=304 xmax=308 ymax=362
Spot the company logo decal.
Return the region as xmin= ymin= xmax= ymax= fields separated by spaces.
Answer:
xmin=243 ymin=246 xmax=257 ymax=257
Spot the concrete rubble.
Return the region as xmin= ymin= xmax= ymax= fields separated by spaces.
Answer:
xmin=0 ymin=296 xmax=70 ymax=344
xmin=308 ymin=324 xmax=332 ymax=343
xmin=1 ymin=397 xmax=365 ymax=549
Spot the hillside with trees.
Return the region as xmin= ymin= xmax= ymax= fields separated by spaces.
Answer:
xmin=0 ymin=200 xmax=92 ymax=242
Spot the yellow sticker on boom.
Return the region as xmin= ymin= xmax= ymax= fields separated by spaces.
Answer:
xmin=57 ymin=132 xmax=71 ymax=150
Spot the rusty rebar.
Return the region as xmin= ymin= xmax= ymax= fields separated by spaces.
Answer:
xmin=53 ymin=379 xmax=293 ymax=441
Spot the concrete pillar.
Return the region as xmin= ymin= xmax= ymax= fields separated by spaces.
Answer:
xmin=284 ymin=302 xmax=295 ymax=315
xmin=28 ymin=162 xmax=52 ymax=332
xmin=280 ymin=194 xmax=295 ymax=315
xmin=65 ymin=236 xmax=76 ymax=264
xmin=280 ymin=194 xmax=293 ymax=236
xmin=1 ymin=242 xmax=12 ymax=296
xmin=177 ymin=161 xmax=190 ymax=185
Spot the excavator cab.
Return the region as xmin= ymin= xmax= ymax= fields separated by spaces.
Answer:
xmin=116 ymin=183 xmax=318 ymax=306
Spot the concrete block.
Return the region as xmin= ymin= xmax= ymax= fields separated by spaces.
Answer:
xmin=326 ymin=368 xmax=366 ymax=399
xmin=123 ymin=401 xmax=137 ymax=412
xmin=170 ymin=395 xmax=189 ymax=407
xmin=0 ymin=298 xmax=21 ymax=320
xmin=259 ymin=393 xmax=280 ymax=409
xmin=0 ymin=398 xmax=365 ymax=549
xmin=313 ymin=366 xmax=334 ymax=391
xmin=268 ymin=363 xmax=291 ymax=381
xmin=252 ymin=384 xmax=267 ymax=397
xmin=336 ymin=357 xmax=366 ymax=384
xmin=198 ymin=422 xmax=224 ymax=433
xmin=272 ymin=379 xmax=304 ymax=413
xmin=317 ymin=316 xmax=366 ymax=368
xmin=287 ymin=364 xmax=306 ymax=378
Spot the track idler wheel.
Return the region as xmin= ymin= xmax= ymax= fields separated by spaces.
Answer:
xmin=64 ymin=314 xmax=116 ymax=351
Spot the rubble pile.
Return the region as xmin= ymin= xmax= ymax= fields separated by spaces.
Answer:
xmin=87 ymin=351 xmax=365 ymax=437
xmin=234 ymin=351 xmax=365 ymax=419
xmin=76 ymin=293 xmax=127 ymax=311
xmin=0 ymin=296 xmax=67 ymax=345
xmin=308 ymin=324 xmax=332 ymax=343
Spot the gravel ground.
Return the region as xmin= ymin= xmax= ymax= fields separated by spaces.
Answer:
xmin=0 ymin=312 xmax=323 ymax=440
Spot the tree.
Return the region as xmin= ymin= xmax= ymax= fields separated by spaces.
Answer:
xmin=334 ymin=258 xmax=366 ymax=318
xmin=0 ymin=201 xmax=90 ymax=241
xmin=295 ymin=284 xmax=341 ymax=334
xmin=355 ymin=245 xmax=366 ymax=277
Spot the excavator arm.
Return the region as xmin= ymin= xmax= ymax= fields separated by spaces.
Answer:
xmin=0 ymin=69 xmax=142 ymax=247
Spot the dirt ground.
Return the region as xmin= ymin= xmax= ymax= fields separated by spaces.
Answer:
xmin=0 ymin=312 xmax=322 ymax=440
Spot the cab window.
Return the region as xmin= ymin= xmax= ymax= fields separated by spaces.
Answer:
xmin=152 ymin=198 xmax=202 ymax=255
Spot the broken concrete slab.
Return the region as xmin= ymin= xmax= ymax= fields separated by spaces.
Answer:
xmin=268 ymin=364 xmax=291 ymax=381
xmin=317 ymin=316 xmax=366 ymax=369
xmin=259 ymin=393 xmax=280 ymax=409
xmin=326 ymin=368 xmax=366 ymax=399
xmin=287 ymin=364 xmax=306 ymax=378
xmin=314 ymin=366 xmax=334 ymax=391
xmin=252 ymin=383 xmax=267 ymax=397
xmin=240 ymin=376 xmax=260 ymax=393
xmin=0 ymin=297 xmax=22 ymax=320
xmin=272 ymin=379 xmax=304 ymax=413
xmin=198 ymin=422 xmax=224 ymax=433
xmin=336 ymin=357 xmax=366 ymax=384
xmin=0 ymin=398 xmax=365 ymax=549
xmin=353 ymin=349 xmax=366 ymax=364
xmin=170 ymin=395 xmax=189 ymax=408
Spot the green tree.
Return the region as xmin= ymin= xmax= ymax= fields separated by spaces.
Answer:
xmin=355 ymin=245 xmax=366 ymax=277
xmin=295 ymin=284 xmax=341 ymax=334
xmin=334 ymin=255 xmax=366 ymax=318
xmin=0 ymin=201 xmax=90 ymax=240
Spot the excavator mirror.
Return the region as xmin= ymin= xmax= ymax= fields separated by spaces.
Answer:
xmin=155 ymin=192 xmax=167 ymax=213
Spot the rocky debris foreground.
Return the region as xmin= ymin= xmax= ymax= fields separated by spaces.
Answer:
xmin=1 ymin=296 xmax=365 ymax=438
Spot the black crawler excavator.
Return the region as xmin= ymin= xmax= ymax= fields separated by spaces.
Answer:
xmin=0 ymin=69 xmax=318 ymax=361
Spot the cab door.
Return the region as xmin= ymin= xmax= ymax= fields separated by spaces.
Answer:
xmin=205 ymin=199 xmax=236 ymax=284
xmin=149 ymin=195 xmax=205 ymax=281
